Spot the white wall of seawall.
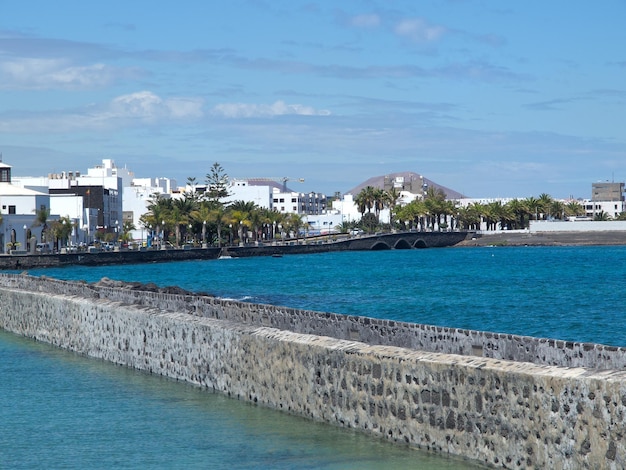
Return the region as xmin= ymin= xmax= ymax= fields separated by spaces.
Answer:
xmin=1 ymin=285 xmax=626 ymax=468
xmin=530 ymin=220 xmax=626 ymax=232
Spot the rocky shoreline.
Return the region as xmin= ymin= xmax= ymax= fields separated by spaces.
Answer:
xmin=456 ymin=230 xmax=626 ymax=247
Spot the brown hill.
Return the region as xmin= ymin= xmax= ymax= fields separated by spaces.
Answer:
xmin=346 ymin=171 xmax=465 ymax=199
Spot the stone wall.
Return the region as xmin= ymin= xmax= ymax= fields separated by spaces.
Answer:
xmin=1 ymin=274 xmax=626 ymax=468
xmin=1 ymin=274 xmax=624 ymax=370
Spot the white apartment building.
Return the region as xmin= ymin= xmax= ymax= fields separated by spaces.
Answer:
xmin=13 ymin=159 xmax=126 ymax=242
xmin=580 ymin=200 xmax=626 ymax=220
xmin=0 ymin=161 xmax=51 ymax=253
xmin=224 ymin=180 xmax=274 ymax=209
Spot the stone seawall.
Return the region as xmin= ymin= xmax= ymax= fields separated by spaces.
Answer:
xmin=1 ymin=274 xmax=625 ymax=468
xmin=0 ymin=247 xmax=222 ymax=270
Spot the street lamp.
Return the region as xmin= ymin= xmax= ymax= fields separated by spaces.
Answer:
xmin=161 ymin=220 xmax=166 ymax=249
xmin=202 ymin=221 xmax=207 ymax=248
xmin=23 ymin=225 xmax=27 ymax=252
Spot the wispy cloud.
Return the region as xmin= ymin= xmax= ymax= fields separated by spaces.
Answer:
xmin=0 ymin=91 xmax=204 ymax=133
xmin=110 ymin=91 xmax=204 ymax=120
xmin=0 ymin=57 xmax=141 ymax=90
xmin=350 ymin=14 xmax=381 ymax=28
xmin=394 ymin=18 xmax=446 ymax=43
xmin=212 ymin=100 xmax=331 ymax=118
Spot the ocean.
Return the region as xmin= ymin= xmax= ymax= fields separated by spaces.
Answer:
xmin=3 ymin=245 xmax=625 ymax=468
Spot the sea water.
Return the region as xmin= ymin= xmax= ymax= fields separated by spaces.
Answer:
xmin=3 ymin=245 xmax=626 ymax=468
xmin=23 ymin=245 xmax=626 ymax=347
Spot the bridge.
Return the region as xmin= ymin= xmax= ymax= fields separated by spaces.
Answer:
xmin=223 ymin=231 xmax=471 ymax=257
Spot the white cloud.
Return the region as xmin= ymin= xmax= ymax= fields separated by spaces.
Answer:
xmin=0 ymin=58 xmax=137 ymax=90
xmin=109 ymin=91 xmax=204 ymax=120
xmin=212 ymin=100 xmax=331 ymax=118
xmin=394 ymin=18 xmax=446 ymax=43
xmin=351 ymin=14 xmax=381 ymax=28
xmin=0 ymin=91 xmax=204 ymax=133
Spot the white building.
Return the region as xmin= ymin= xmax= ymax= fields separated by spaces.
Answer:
xmin=123 ymin=178 xmax=175 ymax=244
xmin=0 ymin=161 xmax=51 ymax=253
xmin=303 ymin=211 xmax=345 ymax=235
xmin=13 ymin=159 xmax=132 ymax=243
xmin=580 ymin=200 xmax=626 ymax=220
xmin=225 ymin=180 xmax=274 ymax=209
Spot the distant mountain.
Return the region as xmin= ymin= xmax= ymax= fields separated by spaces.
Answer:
xmin=346 ymin=171 xmax=465 ymax=200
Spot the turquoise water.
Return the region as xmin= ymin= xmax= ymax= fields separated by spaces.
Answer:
xmin=3 ymin=245 xmax=626 ymax=469
xmin=0 ymin=330 xmax=478 ymax=469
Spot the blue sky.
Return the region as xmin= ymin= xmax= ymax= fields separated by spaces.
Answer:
xmin=1 ymin=1 xmax=625 ymax=198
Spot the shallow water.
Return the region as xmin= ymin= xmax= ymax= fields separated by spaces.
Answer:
xmin=0 ymin=329 xmax=480 ymax=469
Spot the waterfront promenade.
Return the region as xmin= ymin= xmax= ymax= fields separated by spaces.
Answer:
xmin=0 ymin=230 xmax=469 ymax=269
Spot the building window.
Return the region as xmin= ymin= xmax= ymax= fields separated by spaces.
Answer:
xmin=291 ymin=198 xmax=296 ymax=203
xmin=8 ymin=205 xmax=16 ymax=214
xmin=279 ymin=198 xmax=284 ymax=203
xmin=273 ymin=198 xmax=278 ymax=203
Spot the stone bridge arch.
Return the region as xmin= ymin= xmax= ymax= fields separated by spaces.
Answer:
xmin=393 ymin=239 xmax=412 ymax=249
xmin=413 ymin=239 xmax=428 ymax=249
xmin=370 ymin=241 xmax=391 ymax=250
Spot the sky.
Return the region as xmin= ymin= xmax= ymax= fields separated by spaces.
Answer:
xmin=1 ymin=1 xmax=625 ymax=199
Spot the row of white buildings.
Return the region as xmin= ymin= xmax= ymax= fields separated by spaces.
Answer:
xmin=0 ymin=158 xmax=351 ymax=252
xmin=1 ymin=157 xmax=625 ymax=254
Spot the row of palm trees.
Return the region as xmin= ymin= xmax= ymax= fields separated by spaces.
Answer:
xmin=139 ymin=194 xmax=310 ymax=247
xmin=141 ymin=173 xmax=609 ymax=247
xmin=353 ymin=185 xmax=598 ymax=232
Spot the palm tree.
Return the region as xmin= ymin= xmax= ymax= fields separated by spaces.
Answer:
xmin=537 ymin=193 xmax=553 ymax=220
xmin=507 ymin=199 xmax=529 ymax=229
xmin=49 ymin=216 xmax=73 ymax=251
xmin=525 ymin=197 xmax=541 ymax=221
xmin=265 ymin=209 xmax=284 ymax=241
xmin=171 ymin=196 xmax=198 ymax=246
xmin=191 ymin=202 xmax=212 ymax=246
xmin=144 ymin=193 xmax=172 ymax=247
xmin=550 ymin=200 xmax=566 ymax=220
xmin=564 ymin=201 xmax=585 ymax=218
xmin=284 ymin=213 xmax=305 ymax=241
xmin=118 ymin=221 xmax=136 ymax=246
xmin=208 ymin=202 xmax=228 ymax=246
xmin=228 ymin=211 xmax=248 ymax=244
xmin=396 ymin=199 xmax=426 ymax=231
xmin=354 ymin=186 xmax=377 ymax=220
xmin=372 ymin=188 xmax=386 ymax=221
xmin=384 ymin=187 xmax=401 ymax=229
xmin=248 ymin=207 xmax=265 ymax=242
xmin=594 ymin=211 xmax=610 ymax=221
xmin=484 ymin=201 xmax=506 ymax=230
xmin=34 ymin=207 xmax=50 ymax=242
xmin=457 ymin=203 xmax=482 ymax=230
